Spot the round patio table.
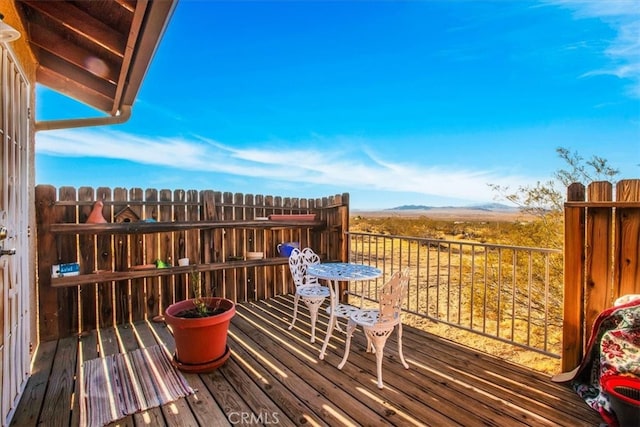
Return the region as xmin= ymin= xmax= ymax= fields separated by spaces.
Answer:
xmin=306 ymin=263 xmax=382 ymax=360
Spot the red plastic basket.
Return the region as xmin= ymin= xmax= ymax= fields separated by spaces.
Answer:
xmin=601 ymin=375 xmax=640 ymax=427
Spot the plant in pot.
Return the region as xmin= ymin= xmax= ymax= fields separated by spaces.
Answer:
xmin=164 ymin=270 xmax=235 ymax=373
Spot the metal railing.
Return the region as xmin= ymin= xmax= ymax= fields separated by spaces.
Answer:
xmin=347 ymin=231 xmax=563 ymax=357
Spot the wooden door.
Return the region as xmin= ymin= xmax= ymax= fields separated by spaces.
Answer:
xmin=0 ymin=46 xmax=31 ymax=427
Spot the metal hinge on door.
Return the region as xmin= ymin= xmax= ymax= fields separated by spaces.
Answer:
xmin=0 ymin=225 xmax=16 ymax=255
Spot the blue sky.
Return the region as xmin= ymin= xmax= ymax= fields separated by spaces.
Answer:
xmin=35 ymin=0 xmax=639 ymax=210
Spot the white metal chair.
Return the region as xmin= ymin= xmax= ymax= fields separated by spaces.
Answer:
xmin=337 ymin=268 xmax=410 ymax=389
xmin=287 ymin=247 xmax=330 ymax=343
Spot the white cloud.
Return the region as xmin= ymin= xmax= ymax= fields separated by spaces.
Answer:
xmin=544 ymin=0 xmax=640 ymax=97
xmin=36 ymin=129 xmax=530 ymax=203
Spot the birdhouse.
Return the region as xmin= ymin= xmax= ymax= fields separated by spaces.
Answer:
xmin=114 ymin=206 xmax=140 ymax=223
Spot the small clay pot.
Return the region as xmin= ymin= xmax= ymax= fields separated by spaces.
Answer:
xmin=86 ymin=201 xmax=107 ymax=224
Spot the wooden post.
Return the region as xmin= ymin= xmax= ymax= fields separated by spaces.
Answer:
xmin=562 ymin=182 xmax=585 ymax=372
xmin=36 ymin=185 xmax=61 ymax=340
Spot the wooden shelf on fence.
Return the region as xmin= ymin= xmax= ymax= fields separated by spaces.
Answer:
xmin=47 ymin=219 xmax=324 ymax=235
xmin=50 ymin=258 xmax=291 ymax=288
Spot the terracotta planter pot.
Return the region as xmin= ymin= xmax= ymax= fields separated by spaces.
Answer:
xmin=164 ymin=297 xmax=235 ymax=373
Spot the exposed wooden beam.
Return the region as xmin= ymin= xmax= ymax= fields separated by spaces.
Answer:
xmin=28 ymin=21 xmax=120 ymax=84
xmin=37 ymin=67 xmax=114 ymax=113
xmin=36 ymin=49 xmax=116 ymax=99
xmin=21 ymin=0 xmax=127 ymax=58
xmin=114 ymin=0 xmax=136 ymax=14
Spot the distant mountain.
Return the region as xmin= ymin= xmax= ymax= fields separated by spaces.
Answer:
xmin=388 ymin=203 xmax=518 ymax=212
xmin=389 ymin=205 xmax=434 ymax=211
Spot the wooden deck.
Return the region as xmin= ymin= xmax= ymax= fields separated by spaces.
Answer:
xmin=11 ymin=294 xmax=602 ymax=426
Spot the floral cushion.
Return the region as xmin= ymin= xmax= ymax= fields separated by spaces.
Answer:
xmin=571 ymin=295 xmax=640 ymax=426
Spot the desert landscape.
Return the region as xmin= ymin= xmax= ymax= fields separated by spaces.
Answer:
xmin=352 ymin=205 xmax=532 ymax=222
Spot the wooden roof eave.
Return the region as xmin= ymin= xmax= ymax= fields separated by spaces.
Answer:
xmin=18 ymin=0 xmax=178 ymax=131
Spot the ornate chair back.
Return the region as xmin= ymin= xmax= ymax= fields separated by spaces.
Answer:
xmin=378 ymin=268 xmax=409 ymax=324
xmin=288 ymin=247 xmax=321 ymax=288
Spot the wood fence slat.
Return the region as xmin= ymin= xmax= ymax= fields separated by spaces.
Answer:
xmin=159 ymin=189 xmax=173 ymax=312
xmin=113 ymin=187 xmax=130 ymax=324
xmin=584 ymin=182 xmax=613 ymax=338
xmin=271 ymin=196 xmax=288 ymax=295
xmin=200 ymin=190 xmax=215 ymax=299
xmin=96 ymin=187 xmax=113 ymax=329
xmin=615 ymin=179 xmax=640 ymax=297
xmin=57 ymin=187 xmax=79 ymax=337
xmin=235 ymin=193 xmax=249 ymax=301
xmin=211 ymin=192 xmax=224 ymax=296
xmin=245 ymin=194 xmax=259 ymax=300
xmin=182 ymin=189 xmax=200 ymax=300
xmin=145 ymin=188 xmax=160 ymax=319
xmin=129 ymin=188 xmax=146 ymax=322
xmin=172 ymin=189 xmax=187 ymax=303
xmin=78 ymin=187 xmax=97 ymax=333
xmin=223 ymin=192 xmax=235 ymax=301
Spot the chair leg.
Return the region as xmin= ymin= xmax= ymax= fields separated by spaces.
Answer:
xmin=366 ymin=335 xmax=373 ymax=353
xmin=288 ymin=293 xmax=300 ymax=330
xmin=364 ymin=327 xmax=393 ymax=389
xmin=305 ymin=299 xmax=324 ymax=344
xmin=319 ymin=314 xmax=337 ymax=360
xmin=397 ymin=323 xmax=409 ymax=369
xmin=337 ymin=320 xmax=357 ymax=370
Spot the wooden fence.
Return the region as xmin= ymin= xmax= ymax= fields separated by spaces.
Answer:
xmin=562 ymin=179 xmax=640 ymax=371
xmin=35 ymin=185 xmax=349 ymax=341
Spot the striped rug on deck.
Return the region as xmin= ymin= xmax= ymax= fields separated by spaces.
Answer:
xmin=81 ymin=345 xmax=194 ymax=427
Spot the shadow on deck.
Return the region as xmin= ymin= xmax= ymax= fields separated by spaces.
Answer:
xmin=11 ymin=295 xmax=601 ymax=426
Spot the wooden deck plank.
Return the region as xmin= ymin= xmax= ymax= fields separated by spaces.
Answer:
xmin=199 ymin=365 xmax=256 ymax=421
xmin=218 ymin=356 xmax=298 ymax=426
xmin=10 ymin=295 xmax=602 ymax=427
xmin=37 ymin=336 xmax=77 ymax=427
xmin=9 ymin=340 xmax=58 ymax=426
